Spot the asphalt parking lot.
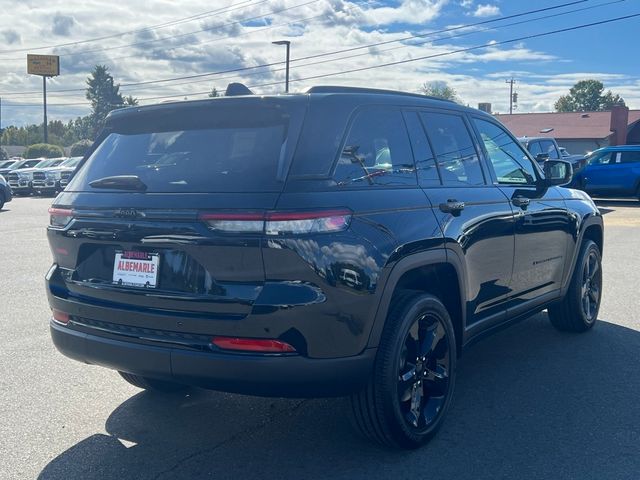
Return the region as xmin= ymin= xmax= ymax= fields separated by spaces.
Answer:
xmin=1 ymin=196 xmax=638 ymax=480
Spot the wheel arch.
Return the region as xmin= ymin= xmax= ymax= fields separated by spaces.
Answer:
xmin=562 ymin=214 xmax=604 ymax=293
xmin=367 ymin=250 xmax=467 ymax=354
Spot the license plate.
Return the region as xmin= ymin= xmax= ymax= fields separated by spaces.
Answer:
xmin=112 ymin=251 xmax=159 ymax=288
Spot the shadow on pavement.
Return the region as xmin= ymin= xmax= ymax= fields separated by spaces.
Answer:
xmin=39 ymin=313 xmax=640 ymax=480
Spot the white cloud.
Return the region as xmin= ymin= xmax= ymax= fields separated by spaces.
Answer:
xmin=0 ymin=0 xmax=637 ymax=126
xmin=362 ymin=0 xmax=448 ymax=25
xmin=472 ymin=3 xmax=500 ymax=17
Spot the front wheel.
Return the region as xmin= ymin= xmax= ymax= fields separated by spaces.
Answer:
xmin=350 ymin=293 xmax=456 ymax=449
xmin=548 ymin=240 xmax=602 ymax=332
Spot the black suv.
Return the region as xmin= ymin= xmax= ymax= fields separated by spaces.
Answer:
xmin=46 ymin=86 xmax=603 ymax=449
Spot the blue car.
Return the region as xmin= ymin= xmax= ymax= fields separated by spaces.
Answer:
xmin=572 ymin=145 xmax=640 ymax=200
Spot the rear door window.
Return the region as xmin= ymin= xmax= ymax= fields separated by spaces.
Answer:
xmin=333 ymin=106 xmax=416 ymax=187
xmin=419 ymin=111 xmax=485 ymax=185
xmin=403 ymin=111 xmax=440 ymax=186
xmin=620 ymin=151 xmax=640 ymax=163
xmin=68 ymin=104 xmax=297 ymax=193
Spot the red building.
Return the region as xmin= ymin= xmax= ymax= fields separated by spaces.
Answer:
xmin=495 ymin=106 xmax=640 ymax=155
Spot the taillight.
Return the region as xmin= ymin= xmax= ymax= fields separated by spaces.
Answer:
xmin=211 ymin=336 xmax=296 ymax=353
xmin=48 ymin=207 xmax=74 ymax=228
xmin=265 ymin=210 xmax=351 ymax=235
xmin=199 ymin=209 xmax=352 ymax=235
xmin=198 ymin=212 xmax=264 ymax=233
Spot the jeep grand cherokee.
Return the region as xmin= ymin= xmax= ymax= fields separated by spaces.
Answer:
xmin=46 ymin=85 xmax=603 ymax=449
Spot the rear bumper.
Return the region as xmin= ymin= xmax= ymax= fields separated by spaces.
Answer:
xmin=50 ymin=320 xmax=375 ymax=397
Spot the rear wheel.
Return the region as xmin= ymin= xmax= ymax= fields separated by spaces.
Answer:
xmin=548 ymin=240 xmax=602 ymax=332
xmin=118 ymin=371 xmax=189 ymax=393
xmin=350 ymin=292 xmax=456 ymax=449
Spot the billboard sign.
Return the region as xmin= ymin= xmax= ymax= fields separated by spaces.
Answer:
xmin=27 ymin=54 xmax=60 ymax=76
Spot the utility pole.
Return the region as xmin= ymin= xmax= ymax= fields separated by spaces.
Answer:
xmin=506 ymin=78 xmax=516 ymax=114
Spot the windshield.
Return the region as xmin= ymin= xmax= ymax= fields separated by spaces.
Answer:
xmin=60 ymin=157 xmax=81 ymax=168
xmin=36 ymin=158 xmax=64 ymax=168
xmin=69 ymin=105 xmax=293 ymax=193
xmin=18 ymin=160 xmax=41 ymax=169
xmin=0 ymin=161 xmax=16 ymax=169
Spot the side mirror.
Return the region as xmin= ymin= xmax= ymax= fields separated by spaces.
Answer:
xmin=535 ymin=153 xmax=550 ymax=163
xmin=543 ymin=159 xmax=572 ymax=187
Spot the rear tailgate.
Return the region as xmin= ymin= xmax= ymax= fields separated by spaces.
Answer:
xmin=47 ymin=97 xmax=307 ymax=324
xmin=49 ymin=192 xmax=279 ymax=318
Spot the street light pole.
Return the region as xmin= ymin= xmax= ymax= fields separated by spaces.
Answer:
xmin=272 ymin=40 xmax=291 ymax=93
xmin=43 ymin=76 xmax=48 ymax=143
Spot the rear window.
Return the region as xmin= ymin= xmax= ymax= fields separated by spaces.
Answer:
xmin=68 ymin=104 xmax=296 ymax=193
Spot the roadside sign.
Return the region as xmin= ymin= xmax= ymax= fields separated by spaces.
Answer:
xmin=27 ymin=54 xmax=60 ymax=77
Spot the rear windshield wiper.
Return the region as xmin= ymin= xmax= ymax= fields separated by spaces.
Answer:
xmin=89 ymin=175 xmax=148 ymax=191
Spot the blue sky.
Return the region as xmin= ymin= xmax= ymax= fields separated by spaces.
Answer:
xmin=0 ymin=0 xmax=638 ymax=127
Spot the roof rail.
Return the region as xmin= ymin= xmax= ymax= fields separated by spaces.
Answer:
xmin=304 ymin=85 xmax=453 ymax=102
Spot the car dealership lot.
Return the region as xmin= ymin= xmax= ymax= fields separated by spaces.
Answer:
xmin=1 ymin=196 xmax=638 ymax=480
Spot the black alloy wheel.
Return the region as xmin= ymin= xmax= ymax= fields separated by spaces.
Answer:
xmin=580 ymin=249 xmax=601 ymax=324
xmin=549 ymin=240 xmax=602 ymax=332
xmin=350 ymin=292 xmax=456 ymax=449
xmin=397 ymin=312 xmax=451 ymax=431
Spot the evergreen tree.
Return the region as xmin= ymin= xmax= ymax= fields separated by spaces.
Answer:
xmin=86 ymin=65 xmax=124 ymax=136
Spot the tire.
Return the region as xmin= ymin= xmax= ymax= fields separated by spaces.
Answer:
xmin=118 ymin=371 xmax=189 ymax=393
xmin=350 ymin=292 xmax=457 ymax=449
xmin=548 ymin=240 xmax=602 ymax=332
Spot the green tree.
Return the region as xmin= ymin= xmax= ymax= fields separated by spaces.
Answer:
xmin=420 ymin=81 xmax=460 ymax=103
xmin=208 ymin=87 xmax=222 ymax=98
xmin=86 ymin=65 xmax=125 ymax=137
xmin=123 ymin=95 xmax=139 ymax=106
xmin=555 ymin=79 xmax=625 ymax=112
xmin=70 ymin=139 xmax=93 ymax=157
xmin=24 ymin=143 xmax=64 ymax=159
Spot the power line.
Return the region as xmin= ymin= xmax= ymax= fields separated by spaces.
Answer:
xmin=248 ymin=12 xmax=640 ymax=88
xmin=0 ymin=0 xmax=261 ymax=54
xmin=7 ymin=11 xmax=637 ymax=108
xmin=0 ymin=0 xmax=321 ymax=62
xmin=0 ymin=0 xmax=596 ymax=97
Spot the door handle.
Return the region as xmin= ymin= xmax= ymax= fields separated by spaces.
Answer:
xmin=512 ymin=196 xmax=530 ymax=209
xmin=439 ymin=199 xmax=465 ymax=215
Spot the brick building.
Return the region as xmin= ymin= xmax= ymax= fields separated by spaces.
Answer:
xmin=494 ymin=106 xmax=640 ymax=155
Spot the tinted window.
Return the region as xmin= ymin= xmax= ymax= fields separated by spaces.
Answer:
xmin=19 ymin=160 xmax=41 ymax=169
xmin=474 ymin=118 xmax=536 ymax=185
xmin=588 ymin=152 xmax=615 ymax=165
xmin=540 ymin=140 xmax=560 ymax=159
xmin=620 ymin=151 xmax=640 ymax=163
xmin=403 ymin=111 xmax=440 ymax=185
xmin=527 ymin=141 xmax=542 ymax=156
xmin=420 ymin=112 xmax=484 ymax=185
xmin=334 ymin=106 xmax=416 ymax=187
xmin=69 ymin=106 xmax=293 ymax=193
